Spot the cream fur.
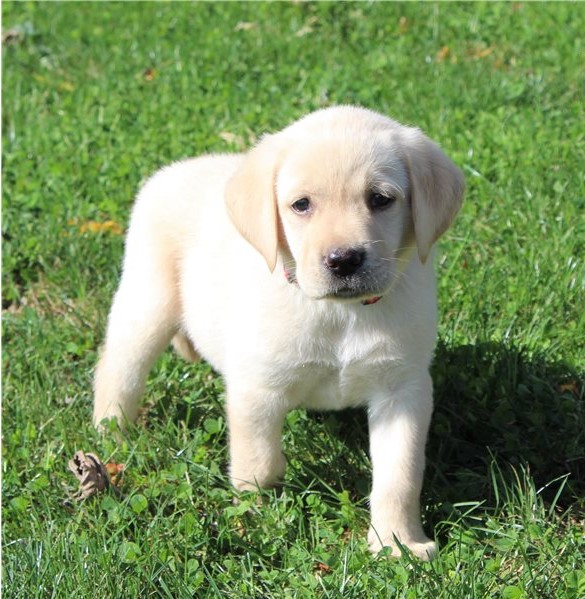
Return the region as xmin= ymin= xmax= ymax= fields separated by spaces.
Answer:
xmin=93 ymin=106 xmax=464 ymax=560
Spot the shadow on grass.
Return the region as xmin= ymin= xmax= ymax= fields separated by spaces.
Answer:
xmin=428 ymin=341 xmax=584 ymax=508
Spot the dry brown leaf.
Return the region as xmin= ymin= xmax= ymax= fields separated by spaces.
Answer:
xmin=469 ymin=45 xmax=494 ymax=60
xmin=105 ymin=462 xmax=126 ymax=487
xmin=68 ymin=451 xmax=110 ymax=500
xmin=76 ymin=220 xmax=124 ymax=235
xmin=314 ymin=562 xmax=332 ymax=577
xmin=436 ymin=46 xmax=451 ymax=62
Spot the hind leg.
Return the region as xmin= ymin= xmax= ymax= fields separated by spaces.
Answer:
xmin=93 ymin=278 xmax=179 ymax=427
xmin=93 ymin=224 xmax=181 ymax=428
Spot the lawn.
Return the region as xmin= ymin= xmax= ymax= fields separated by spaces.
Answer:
xmin=2 ymin=2 xmax=584 ymax=597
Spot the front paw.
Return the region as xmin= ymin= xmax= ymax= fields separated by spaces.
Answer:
xmin=368 ymin=527 xmax=437 ymax=561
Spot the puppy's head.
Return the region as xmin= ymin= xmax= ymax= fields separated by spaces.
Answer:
xmin=226 ymin=106 xmax=465 ymax=302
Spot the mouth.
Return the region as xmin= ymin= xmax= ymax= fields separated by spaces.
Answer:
xmin=288 ymin=259 xmax=393 ymax=305
xmin=328 ymin=287 xmax=368 ymax=299
xmin=322 ymin=285 xmax=385 ymax=303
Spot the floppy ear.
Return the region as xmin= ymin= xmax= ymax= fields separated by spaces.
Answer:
xmin=225 ymin=134 xmax=281 ymax=272
xmin=403 ymin=129 xmax=465 ymax=263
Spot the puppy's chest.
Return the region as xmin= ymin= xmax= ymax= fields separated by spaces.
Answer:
xmin=269 ymin=326 xmax=401 ymax=410
xmin=287 ymin=360 xmax=389 ymax=410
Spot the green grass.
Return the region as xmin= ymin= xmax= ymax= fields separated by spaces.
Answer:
xmin=2 ymin=2 xmax=584 ymax=597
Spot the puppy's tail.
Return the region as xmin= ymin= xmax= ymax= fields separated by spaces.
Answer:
xmin=171 ymin=332 xmax=201 ymax=363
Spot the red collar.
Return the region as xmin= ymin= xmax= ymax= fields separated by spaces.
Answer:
xmin=361 ymin=295 xmax=382 ymax=305
xmin=283 ymin=266 xmax=381 ymax=306
xmin=283 ymin=265 xmax=297 ymax=285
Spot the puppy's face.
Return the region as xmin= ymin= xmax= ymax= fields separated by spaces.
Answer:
xmin=225 ymin=106 xmax=465 ymax=300
xmin=276 ymin=136 xmax=413 ymax=301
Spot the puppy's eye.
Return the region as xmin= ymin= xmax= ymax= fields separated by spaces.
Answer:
xmin=368 ymin=192 xmax=396 ymax=211
xmin=291 ymin=197 xmax=311 ymax=214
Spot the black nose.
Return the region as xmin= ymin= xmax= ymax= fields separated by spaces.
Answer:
xmin=324 ymin=247 xmax=366 ymax=277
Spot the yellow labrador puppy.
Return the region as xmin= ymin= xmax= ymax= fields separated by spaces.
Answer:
xmin=93 ymin=106 xmax=464 ymax=560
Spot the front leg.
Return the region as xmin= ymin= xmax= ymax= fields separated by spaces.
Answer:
xmin=367 ymin=372 xmax=436 ymax=560
xmin=226 ymin=385 xmax=288 ymax=491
